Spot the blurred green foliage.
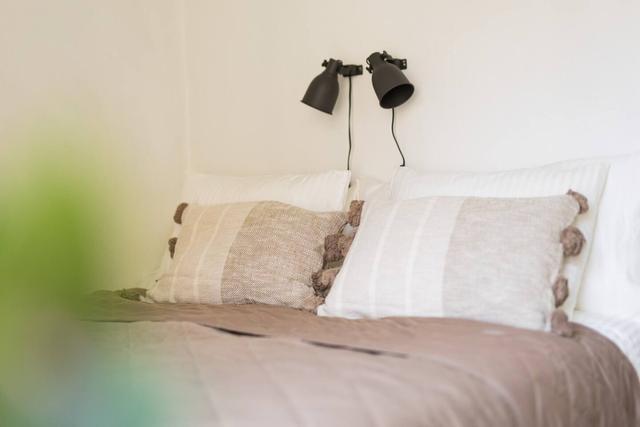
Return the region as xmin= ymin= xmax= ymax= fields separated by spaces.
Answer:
xmin=0 ymin=126 xmax=164 ymax=426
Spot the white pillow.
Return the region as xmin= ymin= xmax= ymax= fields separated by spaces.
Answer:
xmin=345 ymin=176 xmax=391 ymax=208
xmin=389 ymin=161 xmax=609 ymax=318
xmin=150 ymin=170 xmax=351 ymax=287
xmin=576 ymin=152 xmax=640 ymax=317
xmin=183 ymin=170 xmax=351 ymax=212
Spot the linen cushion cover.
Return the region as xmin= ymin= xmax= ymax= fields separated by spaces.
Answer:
xmin=151 ymin=170 xmax=351 ymax=287
xmin=149 ymin=201 xmax=347 ymax=310
xmin=319 ymin=194 xmax=584 ymax=333
xmin=390 ymin=161 xmax=608 ymax=318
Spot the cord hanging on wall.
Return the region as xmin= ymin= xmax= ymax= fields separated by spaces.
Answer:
xmin=391 ymin=108 xmax=406 ymax=167
xmin=302 ymin=58 xmax=363 ymax=170
xmin=366 ymin=51 xmax=414 ymax=166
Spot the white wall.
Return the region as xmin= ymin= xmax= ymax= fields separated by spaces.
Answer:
xmin=0 ymin=0 xmax=189 ymax=288
xmin=3 ymin=0 xmax=640 ymax=286
xmin=184 ymin=0 xmax=640 ymax=181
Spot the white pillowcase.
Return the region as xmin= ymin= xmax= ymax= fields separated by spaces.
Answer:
xmin=389 ymin=161 xmax=609 ymax=318
xmin=183 ymin=170 xmax=351 ymax=212
xmin=345 ymin=176 xmax=391 ymax=208
xmin=151 ymin=170 xmax=351 ymax=287
xmin=575 ymin=152 xmax=640 ymax=317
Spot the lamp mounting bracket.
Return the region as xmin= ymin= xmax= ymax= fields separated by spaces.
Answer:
xmin=366 ymin=51 xmax=408 ymax=73
xmin=387 ymin=57 xmax=408 ymax=70
xmin=381 ymin=51 xmax=408 ymax=70
xmin=339 ymin=64 xmax=363 ymax=77
xmin=320 ymin=59 xmax=363 ymax=77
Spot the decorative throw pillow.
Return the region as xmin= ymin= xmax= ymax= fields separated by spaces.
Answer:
xmin=319 ymin=192 xmax=588 ymax=336
xmin=150 ymin=170 xmax=352 ymax=289
xmin=148 ymin=201 xmax=347 ymax=311
xmin=390 ymin=161 xmax=608 ymax=319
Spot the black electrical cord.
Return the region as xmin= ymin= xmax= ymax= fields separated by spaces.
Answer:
xmin=347 ymin=75 xmax=353 ymax=171
xmin=391 ymin=108 xmax=406 ymax=167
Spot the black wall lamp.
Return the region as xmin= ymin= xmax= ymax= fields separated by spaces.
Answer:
xmin=302 ymin=51 xmax=414 ymax=169
xmin=366 ymin=51 xmax=414 ymax=109
xmin=302 ymin=58 xmax=363 ymax=170
xmin=366 ymin=50 xmax=414 ymax=166
xmin=302 ymin=58 xmax=363 ymax=114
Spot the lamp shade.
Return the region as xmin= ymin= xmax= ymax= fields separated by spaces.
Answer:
xmin=301 ymin=59 xmax=342 ymax=114
xmin=367 ymin=52 xmax=414 ymax=109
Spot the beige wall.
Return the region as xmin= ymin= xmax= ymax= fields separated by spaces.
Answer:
xmin=0 ymin=0 xmax=189 ymax=288
xmin=184 ymin=0 xmax=640 ymax=180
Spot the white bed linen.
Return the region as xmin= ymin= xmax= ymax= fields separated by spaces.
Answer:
xmin=573 ymin=310 xmax=640 ymax=376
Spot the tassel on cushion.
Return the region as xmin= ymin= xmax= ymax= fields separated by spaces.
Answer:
xmin=552 ymin=277 xmax=569 ymax=308
xmin=551 ymin=309 xmax=574 ymax=337
xmin=312 ymin=200 xmax=364 ymax=302
xmin=561 ymin=226 xmax=585 ymax=257
xmin=168 ymin=237 xmax=178 ymax=258
xmin=174 ymin=202 xmax=189 ymax=225
xmin=549 ymin=191 xmax=588 ymax=338
xmin=348 ymin=200 xmax=364 ymax=227
xmin=118 ymin=288 xmax=148 ymax=301
xmin=323 ymin=233 xmax=342 ymax=265
xmin=312 ymin=267 xmax=340 ymax=297
xmin=567 ymin=190 xmax=589 ymax=214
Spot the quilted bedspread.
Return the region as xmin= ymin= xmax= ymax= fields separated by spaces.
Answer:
xmin=86 ymin=291 xmax=640 ymax=427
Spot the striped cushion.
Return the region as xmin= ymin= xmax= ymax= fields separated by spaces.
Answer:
xmin=319 ymin=195 xmax=582 ymax=332
xmin=390 ymin=162 xmax=609 ymax=318
xmin=149 ymin=201 xmax=347 ymax=310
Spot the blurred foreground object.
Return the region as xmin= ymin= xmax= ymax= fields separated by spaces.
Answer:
xmin=0 ymin=126 xmax=166 ymax=426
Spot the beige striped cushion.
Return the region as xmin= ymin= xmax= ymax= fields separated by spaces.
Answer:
xmin=319 ymin=195 xmax=581 ymax=332
xmin=390 ymin=163 xmax=609 ymax=318
xmin=149 ymin=201 xmax=347 ymax=310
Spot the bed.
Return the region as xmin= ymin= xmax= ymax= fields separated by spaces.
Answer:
xmin=81 ymin=155 xmax=640 ymax=426
xmin=87 ymin=291 xmax=640 ymax=427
